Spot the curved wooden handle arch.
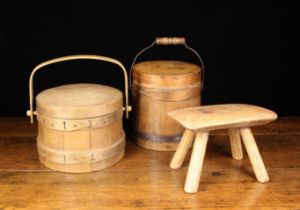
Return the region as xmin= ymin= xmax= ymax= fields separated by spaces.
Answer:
xmin=27 ymin=54 xmax=131 ymax=124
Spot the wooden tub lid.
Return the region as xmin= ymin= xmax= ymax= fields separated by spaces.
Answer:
xmin=36 ymin=83 xmax=123 ymax=119
xmin=134 ymin=60 xmax=200 ymax=75
xmin=132 ymin=60 xmax=201 ymax=89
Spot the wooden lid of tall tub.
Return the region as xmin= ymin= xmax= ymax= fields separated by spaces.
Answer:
xmin=132 ymin=60 xmax=202 ymax=89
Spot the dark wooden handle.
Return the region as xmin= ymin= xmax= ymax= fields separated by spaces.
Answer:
xmin=155 ymin=37 xmax=186 ymax=45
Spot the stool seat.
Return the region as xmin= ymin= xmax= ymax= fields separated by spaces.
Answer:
xmin=168 ymin=104 xmax=277 ymax=193
xmin=168 ymin=104 xmax=277 ymax=132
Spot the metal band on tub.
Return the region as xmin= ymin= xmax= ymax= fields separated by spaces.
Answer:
xmin=133 ymin=130 xmax=182 ymax=142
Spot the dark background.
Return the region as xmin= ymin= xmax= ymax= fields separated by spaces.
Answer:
xmin=0 ymin=2 xmax=298 ymax=116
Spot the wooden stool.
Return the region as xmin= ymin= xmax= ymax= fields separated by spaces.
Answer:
xmin=168 ymin=104 xmax=277 ymax=193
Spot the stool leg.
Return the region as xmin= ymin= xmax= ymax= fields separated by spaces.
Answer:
xmin=229 ymin=128 xmax=243 ymax=160
xmin=184 ymin=132 xmax=209 ymax=193
xmin=240 ymin=128 xmax=269 ymax=183
xmin=170 ymin=129 xmax=195 ymax=169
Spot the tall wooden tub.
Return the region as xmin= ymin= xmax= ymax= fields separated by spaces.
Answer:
xmin=27 ymin=55 xmax=131 ymax=173
xmin=131 ymin=37 xmax=204 ymax=151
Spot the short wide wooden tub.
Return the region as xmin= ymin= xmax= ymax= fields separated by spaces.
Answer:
xmin=27 ymin=55 xmax=131 ymax=173
xmin=36 ymin=83 xmax=125 ymax=173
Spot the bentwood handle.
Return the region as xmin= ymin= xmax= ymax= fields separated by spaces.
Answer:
xmin=27 ymin=54 xmax=132 ymax=124
xmin=129 ymin=37 xmax=205 ymax=88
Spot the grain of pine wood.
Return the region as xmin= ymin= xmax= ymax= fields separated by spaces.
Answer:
xmin=0 ymin=117 xmax=299 ymax=209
